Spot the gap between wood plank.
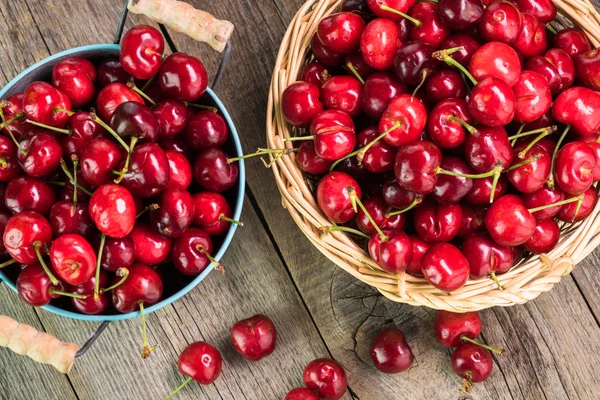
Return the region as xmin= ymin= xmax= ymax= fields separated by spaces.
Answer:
xmin=570 ymin=274 xmax=600 ymax=328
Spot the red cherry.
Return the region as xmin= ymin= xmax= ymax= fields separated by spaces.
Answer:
xmin=89 ymin=184 xmax=136 ymax=238
xmin=230 ymin=314 xmax=277 ymax=361
xmin=407 ymin=234 xmax=429 ymax=277
xmin=513 ymin=13 xmax=547 ymax=58
xmin=361 ymin=72 xmax=407 ymax=120
xmin=379 ymin=94 xmax=427 ymax=147
xmin=303 ymin=358 xmax=347 ymax=400
xmin=285 ymin=388 xmax=319 ymax=400
xmin=507 ymin=144 xmax=551 ymax=193
xmin=5 ymin=176 xmax=56 ymax=215
xmin=524 ymin=218 xmax=560 ymax=253
xmin=17 ymin=132 xmax=62 ymax=178
xmin=512 ymin=71 xmax=552 ymax=123
xmin=97 ymin=236 xmax=135 ymax=272
xmin=370 ymin=327 xmax=414 ymax=373
xmin=49 ymin=234 xmax=96 ymax=286
xmin=409 ymin=2 xmax=451 ymax=48
xmin=367 ymin=0 xmax=417 ymax=21
xmin=110 ymin=101 xmax=160 ymax=142
xmin=553 ymin=87 xmax=600 ymax=137
xmin=440 ymin=35 xmax=480 ymax=66
xmin=301 ymin=62 xmax=330 ymax=88
xmin=96 ymin=83 xmax=144 ymax=121
xmin=317 ymin=172 xmax=361 ymax=223
xmin=192 ymin=192 xmax=235 ymax=236
xmin=0 ymin=135 xmax=20 ymax=182
xmin=185 ymin=110 xmax=228 ymax=150
xmin=514 ymin=0 xmax=556 ymax=23
xmin=557 ymin=187 xmax=598 ymax=222
xmin=23 ymin=82 xmax=71 ymax=127
xmin=583 ymin=136 xmax=600 ymax=180
xmin=159 ymin=53 xmax=208 ymax=102
xmin=120 ymin=25 xmax=164 ymax=80
xmin=62 ymin=112 xmax=106 ymax=158
xmin=311 ymin=34 xmax=345 ymax=67
xmin=438 ymin=0 xmax=483 ymax=30
xmin=434 ymin=310 xmax=482 ymax=348
xmin=522 ymin=186 xmax=564 ymax=220
xmin=16 ymin=264 xmax=65 ymax=307
xmin=394 ymin=141 xmax=441 ymax=195
xmin=112 ymin=263 xmax=163 ymax=313
xmin=1 ymin=94 xmax=28 ymax=138
xmin=421 ymin=243 xmax=470 ymax=292
xmin=52 ymin=58 xmax=96 ymax=107
xmin=368 ymin=229 xmax=413 ymax=273
xmin=173 ymin=342 xmax=222 ymax=393
xmin=71 ymin=271 xmax=110 ymax=315
xmin=80 ymin=137 xmax=124 ymax=187
xmin=554 ymin=141 xmax=597 ymax=195
xmin=425 ymin=70 xmax=467 ymax=105
xmin=458 ymin=205 xmax=487 ymax=237
xmin=575 ymin=49 xmax=600 ymax=91
xmin=150 ymin=188 xmax=194 ymax=238
xmin=433 ymin=157 xmax=475 ymax=203
xmin=321 ymin=76 xmax=363 ymax=117
xmin=414 ymin=201 xmax=462 ymax=242
xmin=165 ymin=149 xmax=193 ymax=190
xmin=544 ymin=48 xmax=576 ymax=92
xmin=357 ymin=196 xmax=405 ymax=234
xmin=97 ymin=59 xmax=132 ymax=87
xmin=462 ymin=233 xmax=513 ymax=280
xmin=553 ymin=28 xmax=591 ymax=59
xmin=153 ymin=100 xmax=188 ymax=140
xmin=121 ymin=143 xmax=170 ymax=198
xmin=469 ymin=42 xmax=521 ymax=86
xmin=465 ymin=126 xmax=513 ymax=174
xmin=357 ymin=126 xmax=397 ymax=173
xmin=128 ymin=223 xmax=172 ymax=265
xmin=4 ymin=211 xmax=52 ymax=264
xmin=282 ymin=82 xmax=324 ymax=128
xmin=310 ymin=110 xmax=356 ymax=161
xmin=479 ymin=1 xmax=522 ymax=44
xmin=318 ymin=12 xmax=365 ymax=54
xmin=451 ymin=342 xmax=493 ymax=383
xmin=382 ymin=178 xmax=421 ymax=209
xmin=296 ymin=142 xmax=333 ymax=175
xmin=525 ymin=55 xmax=561 ymax=94
xmin=469 ymin=77 xmax=515 ymax=126
xmin=171 ymin=227 xmax=216 ymax=275
xmin=393 ymin=41 xmax=439 ymax=85
xmin=427 ymin=98 xmax=471 ymax=149
xmin=360 ymin=19 xmax=399 ymax=70
xmin=485 ymin=194 xmax=536 ymax=246
xmin=50 ymin=201 xmax=94 ymax=238
xmin=193 ymin=148 xmax=239 ymax=193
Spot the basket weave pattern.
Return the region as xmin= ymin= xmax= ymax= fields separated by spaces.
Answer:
xmin=266 ymin=0 xmax=600 ymax=311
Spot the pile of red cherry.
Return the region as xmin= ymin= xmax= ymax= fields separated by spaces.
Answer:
xmin=278 ymin=0 xmax=600 ymax=293
xmin=0 ymin=24 xmax=241 ymax=349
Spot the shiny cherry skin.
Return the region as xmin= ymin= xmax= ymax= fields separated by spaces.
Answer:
xmin=462 ymin=233 xmax=513 ymax=279
xmin=159 ymin=53 xmax=208 ymax=102
xmin=479 ymin=1 xmax=522 ymax=44
xmin=296 ymin=142 xmax=333 ymax=175
xmin=422 ymin=243 xmax=470 ymax=292
xmin=394 ymin=141 xmax=441 ymax=195
xmin=522 ymin=187 xmax=564 ymax=221
xmin=303 ymin=358 xmax=347 ymax=400
xmin=357 ymin=197 xmax=405 ymax=234
xmin=583 ymin=136 xmax=600 ymax=180
xmin=120 ymin=25 xmax=164 ymax=80
xmin=285 ymin=388 xmax=319 ymax=400
xmin=441 ymin=35 xmax=480 ymax=67
xmin=110 ymin=101 xmax=160 ymax=142
xmin=122 ymin=143 xmax=170 ymax=198
xmin=434 ymin=157 xmax=474 ymax=203
xmin=524 ymin=218 xmax=560 ymax=253
xmin=318 ymin=12 xmax=365 ymax=54
xmin=0 ymin=211 xmax=10 ymax=255
xmin=150 ymin=188 xmax=194 ymax=239
xmin=80 ymin=138 xmax=124 ymax=187
xmin=515 ymin=0 xmax=556 ymax=23
xmin=96 ymin=82 xmax=144 ymax=121
xmin=193 ymin=148 xmax=239 ymax=193
xmin=96 ymin=235 xmax=135 ymax=272
xmin=62 ymin=112 xmax=106 ymax=158
xmin=16 ymin=264 xmax=64 ymax=307
xmin=52 ymin=58 xmax=96 ymax=107
xmin=382 ymin=179 xmax=421 ymax=209
xmin=512 ymin=71 xmax=552 ymax=123
xmin=368 ymin=229 xmax=413 ymax=273
xmin=525 ymin=55 xmax=561 ymax=94
xmin=5 ymin=176 xmax=55 ymax=215
xmin=557 ymin=187 xmax=598 ymax=222
xmin=321 ymin=76 xmax=363 ymax=117
xmin=544 ymin=48 xmax=576 ymax=92
xmin=434 ymin=310 xmax=482 ymax=347
xmin=71 ymin=271 xmax=110 ymax=315
xmin=282 ymin=82 xmax=324 ymax=128
xmin=360 ymin=19 xmax=399 ymax=70
xmin=407 ymin=235 xmax=429 ymax=277
xmin=17 ymin=132 xmax=62 ymax=177
xmin=153 ymin=100 xmax=188 ymax=140
xmin=178 ymin=341 xmax=222 ymax=385
xmin=310 ymin=110 xmax=356 ymax=161
xmin=465 ymin=126 xmax=513 ymax=173
xmin=171 ymin=227 xmax=215 ymax=275
xmin=317 ymin=172 xmax=361 ymax=223
xmin=575 ymin=49 xmax=600 ymax=91
xmin=427 ymin=97 xmax=470 ymax=149
xmin=414 ymin=201 xmax=462 ymax=242
xmin=311 ymin=34 xmax=345 ymax=67
xmin=438 ymin=0 xmax=483 ymax=30
xmin=1 ymin=94 xmax=28 ymax=138
xmin=50 ymin=201 xmax=94 ymax=238
xmin=301 ymin=62 xmax=330 ymax=88
xmin=112 ymin=263 xmax=163 ymax=313
xmin=165 ymin=149 xmax=193 ymax=190
xmin=485 ymin=194 xmax=536 ymax=246
xmin=380 ymin=94 xmax=427 ymax=147
xmin=49 ymin=234 xmax=96 ymax=286
xmin=128 ymin=223 xmax=172 ymax=265
xmin=554 ymin=141 xmax=597 ymax=195
xmin=469 ymin=77 xmax=515 ymax=127
xmin=507 ymin=145 xmax=551 ymax=194
xmin=230 ymin=314 xmax=277 ymax=361
xmin=409 ymin=2 xmax=451 ymax=48
xmin=367 ymin=0 xmax=416 ymax=21
xmin=553 ymin=28 xmax=591 ymax=60
xmin=459 ymin=205 xmax=487 ymax=238
xmin=451 ymin=342 xmax=493 ymax=383
xmin=358 ymin=126 xmax=397 ymax=173
xmin=469 ymin=42 xmax=521 ymax=87
xmin=361 ymin=72 xmax=407 ymax=120
xmin=97 ymin=59 xmax=132 ymax=87
xmin=513 ymin=13 xmax=547 ymax=58
xmin=370 ymin=327 xmax=414 ymax=374
xmin=192 ymin=192 xmax=234 ymax=236
xmin=393 ymin=41 xmax=438 ymax=85
xmin=185 ymin=110 xmax=228 ymax=150
xmin=425 ymin=70 xmax=467 ymax=105
xmin=553 ymin=87 xmax=600 ymax=137
xmin=89 ymin=184 xmax=136 ymax=238
xmin=4 ymin=211 xmax=52 ymax=264
xmin=0 ymin=135 xmax=20 ymax=182
xmin=23 ymin=82 xmax=71 ymax=127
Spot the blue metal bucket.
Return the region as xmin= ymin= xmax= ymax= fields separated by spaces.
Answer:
xmin=0 ymin=44 xmax=245 ymax=322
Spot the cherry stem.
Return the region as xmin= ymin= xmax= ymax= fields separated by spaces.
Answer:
xmin=460 ymin=335 xmax=507 ymax=355
xmin=546 ymin=23 xmax=558 ymax=35
xmin=100 ymin=268 xmax=129 ymax=293
xmin=72 ymin=157 xmax=79 ymax=207
xmin=0 ymin=258 xmax=17 ymax=268
xmin=94 ymin=234 xmax=106 ymax=301
xmin=490 ymin=270 xmax=504 ymax=291
xmin=511 ymin=123 xmax=525 ymax=146
xmin=508 ymin=126 xmax=556 ymax=141
xmin=0 ymin=157 xmax=7 ymax=169
xmin=459 ymin=371 xmax=473 ymax=393
xmin=26 ymin=119 xmax=71 ymax=135
xmin=528 ymin=194 xmax=582 ymax=214
xmin=226 ymin=148 xmax=296 ymax=163
xmin=433 ymin=47 xmax=478 ymax=85
xmin=571 ymin=196 xmax=584 ymax=223
xmin=60 ymin=158 xmax=75 ymax=182
xmin=139 ymin=302 xmax=157 ymax=359
xmin=33 ymin=242 xmax=58 ymax=286
xmin=284 ymin=135 xmax=315 ymax=142
xmin=48 ymin=288 xmax=88 ymax=299
xmin=114 ymin=136 xmax=138 ymax=184
xmin=489 ymin=167 xmax=502 ymax=203
xmin=90 ymin=113 xmax=130 ymax=152
xmin=47 ymin=180 xmax=93 ymax=197
xmin=386 ymin=197 xmax=423 ymax=218
xmin=380 ymin=4 xmax=421 ymax=26
xmin=183 ymin=102 xmax=218 ymax=113
xmin=0 ymin=112 xmax=25 ymax=129
xmin=0 ymin=104 xmax=5 ymax=123
xmin=505 ymin=155 xmax=540 ymax=172
xmin=198 ymin=246 xmax=225 ymax=275
xmin=330 ymin=122 xmax=400 ymax=172
xmin=141 ymin=76 xmax=155 ymax=92
xmin=219 ymin=215 xmax=243 ymax=226
xmin=437 ymin=167 xmax=496 ymax=179
xmin=136 ymin=204 xmax=159 ymax=219
xmin=54 ymin=108 xmax=75 ymax=117
xmin=447 ymin=116 xmax=477 ymax=134
xmin=349 ymin=187 xmax=388 ymax=242
xmin=346 ymin=62 xmax=365 ymax=85
xmin=317 ymin=225 xmax=370 ymax=239
xmin=127 ymin=81 xmax=157 ymax=106
xmin=518 ymin=127 xmax=557 ymax=159
xmin=163 ymin=377 xmax=193 ymax=400
xmin=548 ymin=125 xmax=571 ymax=190
xmin=412 ymin=69 xmax=428 ymax=98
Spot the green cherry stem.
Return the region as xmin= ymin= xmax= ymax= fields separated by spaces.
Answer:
xmin=100 ymin=268 xmax=130 ymax=293
xmin=460 ymin=336 xmax=507 ymax=355
xmin=139 ymin=302 xmax=158 ymax=359
xmin=516 ymin=126 xmax=557 ymax=159
xmin=412 ymin=69 xmax=428 ymax=98
xmin=527 ymin=194 xmax=582 ymax=214
xmin=114 ymin=136 xmax=138 ymax=184
xmin=26 ymin=119 xmax=71 ymax=135
xmin=0 ymin=258 xmax=17 ymax=268
xmin=140 ymin=76 xmax=155 ymax=92
xmin=346 ymin=62 xmax=365 ymax=85
xmin=163 ymin=377 xmax=193 ymax=400
xmin=226 ymin=148 xmax=297 ymax=163
xmin=283 ymin=135 xmax=315 ymax=142
xmin=219 ymin=215 xmax=243 ymax=226
xmin=0 ymin=103 xmax=5 ymax=123
xmin=447 ymin=116 xmax=478 ymax=134
xmin=198 ymin=246 xmax=225 ymax=275
xmin=94 ymin=233 xmax=106 ymax=301
xmin=33 ymin=242 xmax=59 ymax=286
xmin=505 ymin=155 xmax=541 ymax=172
xmin=127 ymin=81 xmax=157 ymax=106
xmin=317 ymin=225 xmax=370 ymax=239
xmin=546 ymin=23 xmax=558 ymax=35
xmin=349 ymin=187 xmax=387 ymax=242
xmin=508 ymin=125 xmax=556 ymax=141
xmin=433 ymin=47 xmax=478 ymax=85
xmin=48 ymin=288 xmax=88 ymax=299
xmin=547 ymin=125 xmax=571 ymax=190
xmin=380 ymin=4 xmax=421 ymax=26
xmin=89 ymin=112 xmax=130 ymax=151
xmin=489 ymin=270 xmax=504 ymax=291
xmin=47 ymin=180 xmax=93 ymax=197
xmin=511 ymin=123 xmax=525 ymax=146
xmin=0 ymin=112 xmax=25 ymax=129
xmin=183 ymin=102 xmax=218 ymax=113
xmin=136 ymin=204 xmax=159 ymax=219
xmin=385 ymin=197 xmax=423 ymax=218
xmin=72 ymin=157 xmax=79 ymax=207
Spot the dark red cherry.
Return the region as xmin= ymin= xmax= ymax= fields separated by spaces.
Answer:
xmin=318 ymin=12 xmax=365 ymax=54
xmin=71 ymin=271 xmax=110 ymax=315
xmin=311 ymin=34 xmax=345 ymax=67
xmin=514 ymin=0 xmax=556 ymax=23
xmin=425 ymin=70 xmax=467 ymax=105
xmin=301 ymin=62 xmax=330 ymax=88
xmin=394 ymin=141 xmax=441 ymax=195
xmin=522 ymin=187 xmax=564 ymax=220
xmin=466 ymin=175 xmax=508 ymax=204
xmin=512 ymin=71 xmax=552 ymax=123
xmin=120 ymin=25 xmax=164 ymax=80
xmin=16 ymin=264 xmax=65 ymax=307
xmin=230 ymin=314 xmax=277 ymax=361
xmin=282 ymin=82 xmax=324 ymax=128
xmin=553 ymin=28 xmax=591 ymax=60
xmin=575 ymin=49 xmax=600 ymax=91
xmin=97 ymin=59 xmax=132 ymax=87
xmin=525 ymin=56 xmax=561 ymax=94
xmin=393 ymin=41 xmax=438 ymax=85
xmin=434 ymin=310 xmax=482 ymax=348
xmin=485 ymin=194 xmax=536 ymax=246
xmin=5 ymin=176 xmax=55 ymax=215
xmin=433 ymin=157 xmax=474 ymax=203
xmin=4 ymin=211 xmax=52 ymax=264
xmin=317 ymin=171 xmax=361 ymax=223
xmin=128 ymin=223 xmax=172 ymax=265
xmin=422 ymin=243 xmax=470 ymax=292
xmin=554 ymin=141 xmax=597 ymax=195
xmin=458 ymin=205 xmax=487 ymax=237
xmin=192 ymin=192 xmax=235 ymax=236
xmin=89 ymin=184 xmax=136 ymax=238
xmin=1 ymin=94 xmax=28 ymax=138
xmin=469 ymin=42 xmax=521 ymax=86
xmin=357 ymin=126 xmax=396 ymax=173
xmin=357 ymin=197 xmax=405 ymax=234
xmin=367 ymin=0 xmax=416 ymax=20
xmin=0 ymin=135 xmax=19 ymax=182
xmin=360 ymin=19 xmax=400 ymax=71
xmin=468 ymin=77 xmax=515 ymax=127
xmin=427 ymin=97 xmax=470 ymax=149
xmin=544 ymin=48 xmax=576 ymax=92
xmin=193 ymin=148 xmax=239 ymax=193
xmin=310 ymin=110 xmax=356 ymax=161
xmin=96 ymin=83 xmax=144 ymax=122
xmin=380 ymin=94 xmax=427 ymax=147
xmin=96 ymin=236 xmax=135 ymax=272
xmin=462 ymin=233 xmax=513 ymax=280
xmin=409 ymin=2 xmax=451 ymax=48
xmin=23 ymin=82 xmax=71 ymax=127
xmin=414 ymin=201 xmax=462 ymax=242
xmin=507 ymin=145 xmax=551 ymax=194
xmin=361 ymin=72 xmax=407 ymax=120
xmin=438 ymin=0 xmax=483 ymax=30
xmin=557 ymin=187 xmax=598 ymax=222
xmin=321 ymin=76 xmax=363 ymax=117
xmin=303 ymin=358 xmax=347 ymax=400
xmin=112 ymin=263 xmax=163 ymax=313
xmin=285 ymin=388 xmax=319 ymax=400
xmin=185 ymin=110 xmax=228 ymax=150
xmin=159 ymin=53 xmax=208 ymax=102
xmin=296 ymin=142 xmax=334 ymax=175
xmin=165 ymin=149 xmax=193 ymax=190
xmin=50 ymin=201 xmax=94 ymax=238
xmin=80 ymin=138 xmax=124 ymax=187
xmin=121 ymin=143 xmax=170 ymax=198
xmin=452 ymin=342 xmax=493 ymax=383
xmin=370 ymin=327 xmax=414 ymax=374
xmin=524 ymin=218 xmax=560 ymax=254
xmin=440 ymin=35 xmax=480 ymax=67
xmin=62 ymin=112 xmax=106 ymax=158
xmin=110 ymin=101 xmax=160 ymax=142
xmin=407 ymin=234 xmax=429 ymax=277
xmin=479 ymin=1 xmax=522 ymax=44
xmin=553 ymin=87 xmax=600 ymax=137
xmin=513 ymin=13 xmax=547 ymax=58
xmin=171 ymin=227 xmax=215 ymax=275
xmin=150 ymin=188 xmax=194 ymax=239
xmin=49 ymin=233 xmax=96 ymax=286
xmin=382 ymin=179 xmax=421 ymax=209
xmin=16 ymin=132 xmax=62 ymax=178
xmin=52 ymin=58 xmax=96 ymax=107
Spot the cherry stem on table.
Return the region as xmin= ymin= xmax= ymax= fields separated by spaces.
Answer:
xmin=94 ymin=234 xmax=106 ymax=300
xmin=349 ymin=187 xmax=388 ymax=242
xmin=460 ymin=335 xmax=507 ymax=355
xmin=318 ymin=225 xmax=370 ymax=239
xmin=139 ymin=302 xmax=158 ymax=359
xmin=127 ymin=81 xmax=157 ymax=106
xmin=0 ymin=258 xmax=17 ymax=268
xmin=48 ymin=288 xmax=88 ymax=299
xmin=183 ymin=102 xmax=218 ymax=113
xmin=26 ymin=119 xmax=71 ymax=135
xmin=346 ymin=62 xmax=365 ymax=85
xmin=0 ymin=112 xmax=25 ymax=129
xmin=33 ymin=242 xmax=59 ymax=286
xmin=226 ymin=148 xmax=296 ymax=163
xmin=527 ymin=194 xmax=582 ymax=213
xmin=547 ymin=125 xmax=571 ymax=190
xmin=380 ymin=4 xmax=421 ymax=26
xmin=447 ymin=116 xmax=477 ymax=135
xmin=489 ymin=270 xmax=504 ymax=291
xmin=505 ymin=154 xmax=540 ymax=172
xmin=100 ymin=268 xmax=130 ymax=293
xmin=386 ymin=197 xmax=423 ymax=218
xmin=198 ymin=246 xmax=225 ymax=275
xmin=219 ymin=215 xmax=243 ymax=226
xmin=163 ymin=377 xmax=193 ymax=400
xmin=90 ymin=113 xmax=130 ymax=152
xmin=433 ymin=47 xmax=478 ymax=86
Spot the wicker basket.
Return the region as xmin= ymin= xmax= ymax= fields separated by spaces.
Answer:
xmin=266 ymin=0 xmax=600 ymax=311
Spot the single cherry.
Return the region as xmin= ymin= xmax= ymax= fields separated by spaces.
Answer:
xmin=434 ymin=310 xmax=482 ymax=348
xmin=171 ymin=227 xmax=219 ymax=275
xmin=421 ymin=243 xmax=470 ymax=292
xmin=407 ymin=235 xmax=429 ymax=277
xmin=150 ymin=188 xmax=194 ymax=238
xmin=16 ymin=264 xmax=65 ymax=307
xmin=393 ymin=41 xmax=438 ymax=85
xmin=49 ymin=233 xmax=96 ymax=286
xmin=544 ymin=48 xmax=576 ymax=92
xmin=321 ymin=76 xmax=363 ymax=117
xmin=301 ymin=62 xmax=330 ymax=88
xmin=5 ymin=176 xmax=56 ymax=215
xmin=553 ymin=28 xmax=591 ymax=60
xmin=50 ymin=201 xmax=94 ymax=238
xmin=310 ymin=110 xmax=356 ymax=161
xmin=514 ymin=0 xmax=556 ymax=23
xmin=409 ymin=2 xmax=451 ymax=49
xmin=89 ymin=184 xmax=136 ymax=238
xmin=311 ymin=34 xmax=345 ymax=67
xmin=414 ymin=201 xmax=462 ymax=242
xmin=318 ymin=12 xmax=365 ymax=54
xmin=469 ymin=42 xmax=521 ymax=86
xmin=513 ymin=13 xmax=547 ymax=58
xmin=23 ymin=82 xmax=71 ymax=127
xmin=468 ymin=77 xmax=515 ymax=127
xmin=80 ymin=137 xmax=124 ymax=187
xmin=62 ymin=112 xmax=106 ymax=158
xmin=360 ymin=19 xmax=400 ymax=71
xmin=185 ymin=110 xmax=228 ymax=150
xmin=285 ymin=388 xmax=319 ymax=400
xmin=462 ymin=233 xmax=513 ymax=284
xmin=522 ymin=187 xmax=564 ymax=221
xmin=120 ymin=25 xmax=164 ymax=80
xmin=192 ymin=192 xmax=239 ymax=236
xmin=159 ymin=53 xmax=208 ymax=102
xmin=281 ymin=82 xmax=324 ymax=128
xmin=296 ymin=142 xmax=334 ymax=175
xmin=451 ymin=342 xmax=493 ymax=387
xmin=303 ymin=358 xmax=347 ymax=400
xmin=165 ymin=149 xmax=193 ymax=190
xmin=425 ymin=70 xmax=467 ymax=105
xmin=485 ymin=194 xmax=536 ymax=246
xmin=379 ymin=94 xmax=427 ymax=147
xmin=4 ymin=211 xmax=52 ymax=264
xmin=52 ymin=57 xmax=96 ymax=107
xmin=427 ymin=97 xmax=471 ymax=149
xmin=1 ymin=94 xmax=28 ymax=138
xmin=554 ymin=141 xmax=597 ymax=195
xmin=121 ymin=143 xmax=170 ymax=198
xmin=17 ymin=132 xmax=62 ymax=178
xmin=110 ymin=101 xmax=160 ymax=143
xmin=370 ymin=327 xmax=414 ymax=374
xmin=479 ymin=1 xmax=522 ymax=44
xmin=368 ymin=229 xmax=413 ymax=273
xmin=317 ymin=172 xmax=361 ymax=223
xmin=524 ymin=218 xmax=560 ymax=254
xmin=152 ymin=100 xmax=188 ymax=140
xmin=361 ymin=72 xmax=407 ymax=120
xmin=557 ymin=187 xmax=598 ymax=222
xmin=193 ymin=148 xmax=239 ymax=193
xmin=230 ymin=314 xmax=277 ymax=361
xmin=438 ymin=0 xmax=483 ymax=30
xmin=97 ymin=59 xmax=132 ymax=87
xmin=71 ymin=271 xmax=111 ymax=315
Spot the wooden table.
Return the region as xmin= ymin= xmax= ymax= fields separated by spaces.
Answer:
xmin=2 ymin=1 xmax=600 ymax=399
